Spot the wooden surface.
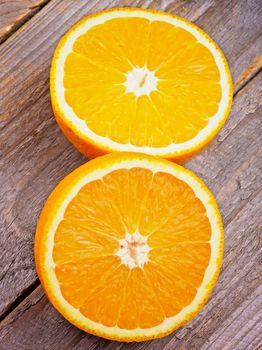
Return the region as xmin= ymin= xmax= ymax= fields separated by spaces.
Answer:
xmin=0 ymin=0 xmax=50 ymax=44
xmin=0 ymin=0 xmax=261 ymax=349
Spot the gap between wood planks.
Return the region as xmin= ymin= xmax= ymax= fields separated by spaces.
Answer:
xmin=0 ymin=279 xmax=40 ymax=322
xmin=234 ymin=57 xmax=262 ymax=95
xmin=0 ymin=0 xmax=51 ymax=45
xmin=0 ymin=0 xmax=261 ymax=332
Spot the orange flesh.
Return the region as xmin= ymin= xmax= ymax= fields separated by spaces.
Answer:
xmin=63 ymin=18 xmax=221 ymax=147
xmin=53 ymin=168 xmax=211 ymax=329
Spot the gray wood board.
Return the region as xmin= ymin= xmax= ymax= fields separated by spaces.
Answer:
xmin=0 ymin=0 xmax=50 ymax=44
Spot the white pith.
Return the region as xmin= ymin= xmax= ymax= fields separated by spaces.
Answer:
xmin=116 ymin=232 xmax=150 ymax=268
xmin=53 ymin=9 xmax=231 ymax=156
xmin=41 ymin=156 xmax=222 ymax=338
xmin=124 ymin=67 xmax=158 ymax=96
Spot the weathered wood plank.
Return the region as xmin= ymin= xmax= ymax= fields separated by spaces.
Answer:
xmin=0 ymin=0 xmax=217 ymax=317
xmin=0 ymin=72 xmax=261 ymax=350
xmin=0 ymin=0 xmax=50 ymax=44
xmin=201 ymin=287 xmax=262 ymax=350
xmin=235 ymin=55 xmax=262 ymax=94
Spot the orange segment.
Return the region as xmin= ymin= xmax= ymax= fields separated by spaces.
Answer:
xmin=105 ymin=17 xmax=152 ymax=67
xmin=79 ymin=263 xmax=130 ymax=327
xmin=117 ymin=268 xmax=165 ymax=329
xmin=55 ymin=255 xmax=120 ymax=309
xmin=64 ymin=179 xmax=126 ymax=238
xmin=144 ymin=262 xmax=197 ymax=317
xmin=138 ymin=171 xmax=212 ymax=236
xmin=53 ymin=220 xmax=119 ymax=265
xmin=51 ymin=8 xmax=232 ymax=161
xmin=35 ymin=153 xmax=223 ymax=341
xmin=102 ymin=167 xmax=153 ymax=234
xmin=147 ymin=21 xmax=196 ymax=69
xmin=150 ymin=243 xmax=211 ymax=287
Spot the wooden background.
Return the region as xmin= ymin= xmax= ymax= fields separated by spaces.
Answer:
xmin=0 ymin=0 xmax=261 ymax=349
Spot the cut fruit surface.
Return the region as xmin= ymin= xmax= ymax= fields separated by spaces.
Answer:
xmin=51 ymin=8 xmax=232 ymax=162
xmin=35 ymin=153 xmax=223 ymax=341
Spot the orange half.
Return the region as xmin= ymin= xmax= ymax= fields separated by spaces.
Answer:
xmin=35 ymin=153 xmax=223 ymax=341
xmin=50 ymin=8 xmax=232 ymax=162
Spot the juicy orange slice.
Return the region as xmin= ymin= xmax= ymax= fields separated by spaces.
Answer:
xmin=50 ymin=8 xmax=232 ymax=162
xmin=35 ymin=153 xmax=223 ymax=341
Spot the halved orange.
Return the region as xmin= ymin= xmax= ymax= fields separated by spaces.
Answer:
xmin=50 ymin=8 xmax=232 ymax=162
xmin=35 ymin=152 xmax=223 ymax=341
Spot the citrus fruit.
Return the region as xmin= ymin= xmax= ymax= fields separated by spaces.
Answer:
xmin=50 ymin=8 xmax=232 ymax=162
xmin=35 ymin=152 xmax=223 ymax=341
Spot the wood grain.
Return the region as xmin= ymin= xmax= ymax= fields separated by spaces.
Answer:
xmin=0 ymin=70 xmax=261 ymax=350
xmin=0 ymin=0 xmax=50 ymax=44
xmin=0 ymin=0 xmax=261 ymax=348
